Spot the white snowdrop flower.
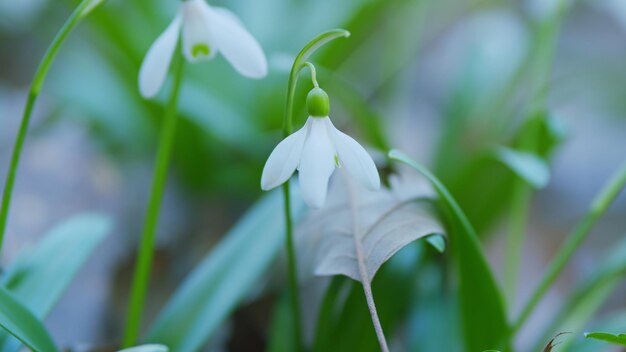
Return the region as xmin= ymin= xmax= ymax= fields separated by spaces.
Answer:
xmin=261 ymin=87 xmax=380 ymax=208
xmin=138 ymin=0 xmax=267 ymax=98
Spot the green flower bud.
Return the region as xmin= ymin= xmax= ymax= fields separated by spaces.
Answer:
xmin=306 ymin=88 xmax=330 ymax=117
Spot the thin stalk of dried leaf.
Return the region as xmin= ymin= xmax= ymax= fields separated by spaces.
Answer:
xmin=344 ymin=172 xmax=390 ymax=352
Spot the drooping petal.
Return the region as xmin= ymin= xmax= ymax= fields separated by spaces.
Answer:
xmin=138 ymin=14 xmax=182 ymax=99
xmin=181 ymin=0 xmax=216 ymax=62
xmin=261 ymin=120 xmax=310 ymax=191
xmin=206 ymin=6 xmax=268 ymax=78
xmin=298 ymin=117 xmax=337 ymax=208
xmin=327 ymin=119 xmax=380 ymax=191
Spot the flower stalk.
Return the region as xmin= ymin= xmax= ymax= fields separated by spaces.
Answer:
xmin=275 ymin=29 xmax=350 ymax=351
xmin=281 ymin=182 xmax=302 ymax=351
xmin=303 ymin=62 xmax=320 ymax=88
xmin=123 ymin=51 xmax=185 ymax=347
xmin=0 ymin=0 xmax=95 ymax=255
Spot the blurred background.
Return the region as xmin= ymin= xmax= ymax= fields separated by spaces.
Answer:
xmin=0 ymin=0 xmax=625 ymax=350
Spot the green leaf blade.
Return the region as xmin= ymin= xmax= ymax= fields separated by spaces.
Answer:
xmin=535 ymin=236 xmax=626 ymax=350
xmin=490 ymin=146 xmax=550 ymax=188
xmin=2 ymin=213 xmax=111 ymax=313
xmin=146 ymin=189 xmax=305 ymax=352
xmin=389 ymin=149 xmax=509 ymax=351
xmin=267 ymin=293 xmax=296 ymax=352
xmin=0 ymin=287 xmax=58 ymax=352
xmin=584 ymin=332 xmax=626 ymax=346
xmin=80 ymin=0 xmax=107 ymax=18
xmin=0 ymin=213 xmax=112 ymax=351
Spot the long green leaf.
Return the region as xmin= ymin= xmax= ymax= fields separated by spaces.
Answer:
xmin=533 ymin=236 xmax=626 ymax=350
xmin=146 ymin=189 xmax=305 ymax=352
xmin=443 ymin=111 xmax=564 ymax=235
xmin=514 ymin=163 xmax=626 ymax=332
xmin=584 ymin=332 xmax=626 ymax=346
xmin=267 ymin=292 xmax=295 ymax=352
xmin=0 ymin=213 xmax=112 ymax=351
xmin=490 ymin=146 xmax=550 ymax=188
xmin=389 ymin=150 xmax=509 ymax=351
xmin=569 ymin=310 xmax=626 ymax=352
xmin=1 ymin=213 xmax=111 ymax=313
xmin=80 ymin=0 xmax=107 ymax=18
xmin=0 ymin=287 xmax=57 ymax=352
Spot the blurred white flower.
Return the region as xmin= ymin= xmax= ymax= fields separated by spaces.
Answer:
xmin=117 ymin=344 xmax=168 ymax=352
xmin=138 ymin=0 xmax=267 ymax=98
xmin=261 ymin=88 xmax=380 ymax=208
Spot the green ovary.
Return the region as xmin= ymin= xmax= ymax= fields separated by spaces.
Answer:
xmin=192 ymin=44 xmax=211 ymax=58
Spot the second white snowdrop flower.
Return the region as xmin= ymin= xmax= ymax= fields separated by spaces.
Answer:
xmin=138 ymin=0 xmax=268 ymax=98
xmin=261 ymin=87 xmax=380 ymax=208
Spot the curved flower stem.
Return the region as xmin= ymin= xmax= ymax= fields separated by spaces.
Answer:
xmin=303 ymin=62 xmax=319 ymax=88
xmin=123 ymin=52 xmax=185 ymax=347
xmin=282 ymin=60 xmax=305 ymax=352
xmin=513 ymin=163 xmax=626 ymax=333
xmin=283 ymin=28 xmax=349 ymax=136
xmin=0 ymin=0 xmax=93 ymax=255
xmin=280 ymin=29 xmax=349 ymax=352
xmin=282 ymin=182 xmax=303 ymax=352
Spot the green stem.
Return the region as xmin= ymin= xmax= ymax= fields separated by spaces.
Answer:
xmin=282 ymin=59 xmax=323 ymax=352
xmin=513 ymin=163 xmax=626 ymax=333
xmin=303 ymin=62 xmax=319 ymax=88
xmin=123 ymin=53 xmax=185 ymax=347
xmin=280 ymin=29 xmax=350 ymax=351
xmin=504 ymin=184 xmax=532 ymax=302
xmin=0 ymin=0 xmax=92 ymax=255
xmin=283 ymin=61 xmax=304 ymax=352
xmin=282 ymin=182 xmax=303 ymax=352
xmin=281 ymin=57 xmax=322 ymax=352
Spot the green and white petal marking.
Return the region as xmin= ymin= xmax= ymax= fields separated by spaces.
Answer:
xmin=261 ymin=87 xmax=380 ymax=208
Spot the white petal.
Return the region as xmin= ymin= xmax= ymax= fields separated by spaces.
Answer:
xmin=298 ymin=117 xmax=337 ymax=208
xmin=138 ymin=15 xmax=181 ymax=99
xmin=327 ymin=119 xmax=380 ymax=191
xmin=181 ymin=0 xmax=216 ymax=62
xmin=117 ymin=344 xmax=169 ymax=352
xmin=261 ymin=120 xmax=310 ymax=190
xmin=206 ymin=6 xmax=268 ymax=78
